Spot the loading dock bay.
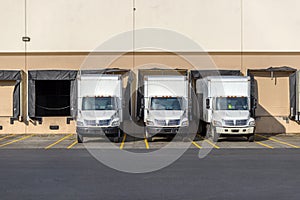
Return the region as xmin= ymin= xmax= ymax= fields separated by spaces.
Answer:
xmin=0 ymin=133 xmax=300 ymax=150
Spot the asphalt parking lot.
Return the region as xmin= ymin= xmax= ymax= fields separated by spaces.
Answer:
xmin=1 ymin=148 xmax=300 ymax=200
xmin=0 ymin=133 xmax=300 ymax=150
xmin=1 ymin=133 xmax=300 ymax=200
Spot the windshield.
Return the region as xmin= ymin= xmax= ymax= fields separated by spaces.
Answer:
xmin=82 ymin=97 xmax=116 ymax=110
xmin=150 ymin=97 xmax=182 ymax=110
xmin=215 ymin=97 xmax=249 ymax=110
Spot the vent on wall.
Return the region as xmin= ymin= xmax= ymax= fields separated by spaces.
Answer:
xmin=49 ymin=125 xmax=59 ymax=130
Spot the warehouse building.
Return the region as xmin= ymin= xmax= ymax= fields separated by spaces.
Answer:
xmin=0 ymin=0 xmax=300 ymax=134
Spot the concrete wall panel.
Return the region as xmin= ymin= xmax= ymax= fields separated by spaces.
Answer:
xmin=0 ymin=0 xmax=24 ymax=52
xmin=243 ymin=0 xmax=300 ymax=51
xmin=27 ymin=0 xmax=133 ymax=52
xmin=135 ymin=0 xmax=241 ymax=52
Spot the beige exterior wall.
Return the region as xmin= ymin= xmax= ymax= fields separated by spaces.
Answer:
xmin=0 ymin=0 xmax=24 ymax=52
xmin=0 ymin=52 xmax=299 ymax=134
xmin=2 ymin=0 xmax=300 ymax=52
xmin=243 ymin=0 xmax=300 ymax=52
xmin=0 ymin=0 xmax=300 ymax=134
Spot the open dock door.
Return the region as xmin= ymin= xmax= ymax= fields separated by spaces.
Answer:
xmin=28 ymin=70 xmax=77 ymax=131
xmin=248 ymin=66 xmax=298 ymax=133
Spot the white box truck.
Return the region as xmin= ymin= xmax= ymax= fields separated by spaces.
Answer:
xmin=196 ymin=76 xmax=256 ymax=142
xmin=76 ymin=73 xmax=123 ymax=143
xmin=143 ymin=75 xmax=189 ymax=141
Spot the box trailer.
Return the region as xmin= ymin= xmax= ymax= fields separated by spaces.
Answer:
xmin=196 ymin=76 xmax=256 ymax=142
xmin=76 ymin=69 xmax=132 ymax=143
xmin=137 ymin=69 xmax=189 ymax=141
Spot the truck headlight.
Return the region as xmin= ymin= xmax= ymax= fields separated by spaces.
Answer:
xmin=111 ymin=119 xmax=120 ymax=126
xmin=146 ymin=120 xmax=154 ymax=126
xmin=212 ymin=120 xmax=222 ymax=126
xmin=76 ymin=121 xmax=84 ymax=126
xmin=249 ymin=120 xmax=255 ymax=126
xmin=182 ymin=120 xmax=189 ymax=126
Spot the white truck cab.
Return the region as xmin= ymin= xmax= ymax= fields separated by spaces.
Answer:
xmin=143 ymin=75 xmax=189 ymax=141
xmin=76 ymin=73 xmax=123 ymax=143
xmin=196 ymin=76 xmax=256 ymax=142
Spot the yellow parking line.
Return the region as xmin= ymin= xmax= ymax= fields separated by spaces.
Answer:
xmin=0 ymin=134 xmax=34 ymax=148
xmin=0 ymin=134 xmax=15 ymax=141
xmin=67 ymin=140 xmax=78 ymax=149
xmin=257 ymin=134 xmax=300 ymax=148
xmin=119 ymin=133 xmax=126 ymax=150
xmin=45 ymin=134 xmax=73 ymax=149
xmin=144 ymin=138 xmax=149 ymax=149
xmin=255 ymin=141 xmax=274 ymax=149
xmin=200 ymin=137 xmax=220 ymax=149
xmin=191 ymin=141 xmax=202 ymax=149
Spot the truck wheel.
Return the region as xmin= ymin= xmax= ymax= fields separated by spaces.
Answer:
xmin=77 ymin=134 xmax=83 ymax=143
xmin=145 ymin=128 xmax=153 ymax=142
xmin=200 ymin=122 xmax=207 ymax=136
xmin=211 ymin=127 xmax=219 ymax=142
xmin=248 ymin=135 xmax=255 ymax=142
xmin=206 ymin=124 xmax=211 ymax=138
xmin=114 ymin=137 xmax=121 ymax=143
xmin=113 ymin=129 xmax=122 ymax=143
xmin=147 ymin=137 xmax=153 ymax=142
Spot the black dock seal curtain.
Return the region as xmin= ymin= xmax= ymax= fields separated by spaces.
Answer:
xmin=289 ymin=72 xmax=296 ymax=119
xmin=0 ymin=70 xmax=22 ymax=119
xmin=28 ymin=70 xmax=78 ymax=118
xmin=189 ymin=70 xmax=241 ymax=92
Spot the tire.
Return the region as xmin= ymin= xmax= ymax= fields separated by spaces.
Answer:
xmin=147 ymin=137 xmax=153 ymax=142
xmin=200 ymin=122 xmax=207 ymax=136
xmin=77 ymin=134 xmax=83 ymax=143
xmin=145 ymin=127 xmax=153 ymax=142
xmin=211 ymin=126 xmax=219 ymax=142
xmin=114 ymin=137 xmax=121 ymax=143
xmin=248 ymin=134 xmax=255 ymax=142
xmin=206 ymin=123 xmax=211 ymax=138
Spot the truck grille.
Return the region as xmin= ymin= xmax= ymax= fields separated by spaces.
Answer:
xmin=168 ymin=119 xmax=180 ymax=126
xmin=224 ymin=120 xmax=234 ymax=126
xmin=84 ymin=120 xmax=97 ymax=126
xmin=224 ymin=120 xmax=247 ymax=126
xmin=236 ymin=120 xmax=248 ymax=126
xmin=155 ymin=119 xmax=166 ymax=126
xmin=98 ymin=119 xmax=111 ymax=126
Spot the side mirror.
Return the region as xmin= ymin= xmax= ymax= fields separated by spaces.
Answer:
xmin=206 ymin=98 xmax=210 ymax=109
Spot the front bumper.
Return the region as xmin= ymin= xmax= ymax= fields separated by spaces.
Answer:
xmin=76 ymin=126 xmax=119 ymax=136
xmin=215 ymin=126 xmax=255 ymax=135
xmin=147 ymin=126 xmax=188 ymax=135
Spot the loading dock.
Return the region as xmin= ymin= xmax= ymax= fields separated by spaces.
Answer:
xmin=27 ymin=70 xmax=77 ymax=134
xmin=248 ymin=67 xmax=299 ymax=133
xmin=189 ymin=70 xmax=243 ymax=135
xmin=0 ymin=70 xmax=25 ymax=134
